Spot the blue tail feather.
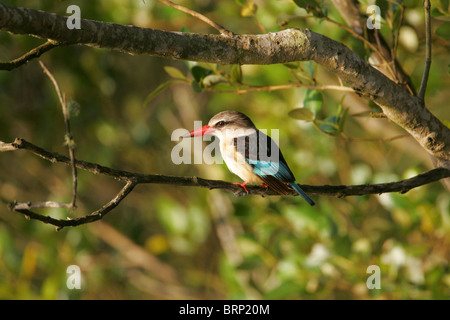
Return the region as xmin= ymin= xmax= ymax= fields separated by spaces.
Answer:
xmin=289 ymin=182 xmax=315 ymax=206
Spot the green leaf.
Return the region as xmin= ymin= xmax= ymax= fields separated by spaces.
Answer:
xmin=303 ymin=89 xmax=323 ymax=116
xmin=435 ymin=22 xmax=450 ymax=39
xmin=164 ymin=66 xmax=187 ymax=80
xmin=191 ymin=66 xmax=212 ymax=83
xmin=67 ymin=100 xmax=80 ymax=117
xmin=293 ymin=0 xmax=325 ymax=17
xmin=241 ymin=0 xmax=257 ymax=17
xmin=440 ymin=0 xmax=449 ymax=13
xmin=303 ymin=61 xmax=315 ymax=78
xmin=392 ymin=4 xmax=402 ymax=33
xmin=288 ymin=108 xmax=314 ymax=121
xmin=191 ymin=80 xmax=203 ymax=92
xmin=369 ymin=100 xmax=382 ymax=113
xmin=293 ymin=0 xmax=318 ymax=10
xmin=264 ymin=282 xmax=303 ymax=300
xmin=337 ymin=96 xmax=348 ymax=133
xmin=431 ymin=7 xmax=444 ymax=18
xmin=230 ymin=65 xmax=242 ymax=84
xmin=319 ymin=116 xmax=340 ymax=135
xmin=283 ymin=63 xmax=299 ymax=69
xmin=339 ymin=108 xmax=349 ymax=133
xmin=143 ymin=80 xmax=179 ymax=105
xmin=180 ymin=26 xmax=190 ymax=33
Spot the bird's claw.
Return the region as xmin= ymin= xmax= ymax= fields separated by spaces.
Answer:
xmin=234 ymin=181 xmax=249 ymax=194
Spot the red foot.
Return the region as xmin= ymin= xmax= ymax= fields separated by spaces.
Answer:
xmin=261 ymin=183 xmax=268 ymax=189
xmin=234 ymin=181 xmax=249 ymax=193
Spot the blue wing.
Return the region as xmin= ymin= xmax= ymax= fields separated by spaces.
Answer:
xmin=249 ymin=159 xmax=293 ymax=181
xmin=234 ymin=130 xmax=315 ymax=205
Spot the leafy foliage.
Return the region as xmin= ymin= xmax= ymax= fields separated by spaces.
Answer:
xmin=0 ymin=0 xmax=449 ymax=300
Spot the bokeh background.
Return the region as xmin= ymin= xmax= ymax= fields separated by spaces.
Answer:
xmin=0 ymin=0 xmax=449 ymax=299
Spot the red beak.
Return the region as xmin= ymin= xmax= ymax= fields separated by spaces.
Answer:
xmin=183 ymin=125 xmax=214 ymax=138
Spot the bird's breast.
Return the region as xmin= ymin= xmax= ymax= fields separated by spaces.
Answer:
xmin=219 ymin=139 xmax=261 ymax=183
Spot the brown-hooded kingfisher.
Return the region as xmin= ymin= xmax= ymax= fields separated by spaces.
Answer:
xmin=183 ymin=110 xmax=315 ymax=206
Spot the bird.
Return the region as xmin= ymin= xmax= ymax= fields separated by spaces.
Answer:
xmin=183 ymin=110 xmax=315 ymax=206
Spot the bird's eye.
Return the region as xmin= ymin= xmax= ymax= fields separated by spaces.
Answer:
xmin=216 ymin=121 xmax=225 ymax=127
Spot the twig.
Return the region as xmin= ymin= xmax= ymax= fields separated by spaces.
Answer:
xmin=2 ymin=137 xmax=450 ymax=228
xmin=253 ymin=15 xmax=267 ymax=34
xmin=311 ymin=120 xmax=408 ymax=142
xmin=39 ymin=61 xmax=78 ymax=208
xmin=341 ymin=133 xmax=409 ymax=143
xmin=9 ymin=180 xmax=136 ymax=230
xmin=329 ymin=0 xmax=416 ymax=94
xmin=4 ymin=138 xmax=448 ymax=196
xmin=210 ymin=83 xmax=354 ymax=94
xmin=322 ymin=16 xmax=397 ymax=80
xmin=156 ymin=0 xmax=233 ymax=36
xmin=390 ymin=3 xmax=404 ymax=76
xmin=10 ymin=201 xmax=74 ymax=210
xmin=0 ymin=4 xmax=448 ymax=163
xmin=418 ymin=0 xmax=431 ymax=101
xmin=0 ymin=40 xmax=59 ymax=71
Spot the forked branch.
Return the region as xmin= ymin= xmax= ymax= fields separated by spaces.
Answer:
xmin=1 ymin=138 xmax=449 ymax=229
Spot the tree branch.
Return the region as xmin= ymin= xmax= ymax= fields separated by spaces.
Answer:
xmin=1 ymin=138 xmax=449 ymax=229
xmin=156 ymin=0 xmax=233 ymax=36
xmin=330 ymin=0 xmax=416 ymax=94
xmin=0 ymin=40 xmax=59 ymax=71
xmin=417 ymin=0 xmax=432 ymax=101
xmin=39 ymin=61 xmax=78 ymax=208
xmin=9 ymin=180 xmax=136 ymax=230
xmin=1 ymin=4 xmax=448 ymax=166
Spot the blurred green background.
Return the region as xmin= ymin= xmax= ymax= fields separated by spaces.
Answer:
xmin=0 ymin=0 xmax=449 ymax=299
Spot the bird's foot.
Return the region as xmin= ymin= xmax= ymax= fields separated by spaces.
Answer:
xmin=261 ymin=183 xmax=268 ymax=189
xmin=234 ymin=181 xmax=249 ymax=194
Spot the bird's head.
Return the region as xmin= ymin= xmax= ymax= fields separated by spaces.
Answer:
xmin=183 ymin=110 xmax=257 ymax=139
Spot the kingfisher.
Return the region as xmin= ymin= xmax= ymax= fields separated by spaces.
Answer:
xmin=183 ymin=110 xmax=315 ymax=206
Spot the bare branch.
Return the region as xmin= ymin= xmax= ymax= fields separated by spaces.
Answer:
xmin=2 ymin=138 xmax=449 ymax=228
xmin=418 ymin=0 xmax=432 ymax=101
xmin=1 ymin=4 xmax=448 ymax=165
xmin=156 ymin=0 xmax=233 ymax=36
xmin=210 ymin=83 xmax=354 ymax=94
xmin=330 ymin=0 xmax=416 ymax=94
xmin=10 ymin=201 xmax=73 ymax=210
xmin=0 ymin=40 xmax=59 ymax=71
xmin=39 ymin=61 xmax=78 ymax=208
xmin=9 ymin=180 xmax=136 ymax=230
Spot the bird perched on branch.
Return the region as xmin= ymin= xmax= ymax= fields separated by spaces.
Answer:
xmin=183 ymin=110 xmax=315 ymax=206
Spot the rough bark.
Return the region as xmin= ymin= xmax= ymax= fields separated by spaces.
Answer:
xmin=1 ymin=3 xmax=449 ymax=167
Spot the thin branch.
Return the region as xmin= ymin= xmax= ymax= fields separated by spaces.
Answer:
xmin=0 ymin=5 xmax=449 ymax=163
xmin=418 ymin=0 xmax=432 ymax=101
xmin=281 ymin=14 xmax=392 ymax=74
xmin=210 ymin=83 xmax=354 ymax=94
xmin=341 ymin=133 xmax=409 ymax=143
xmin=311 ymin=120 xmax=409 ymax=142
xmin=0 ymin=40 xmax=59 ymax=71
xmin=323 ymin=16 xmax=397 ymax=80
xmin=2 ymin=137 xmax=449 ymax=228
xmin=330 ymin=0 xmax=416 ymax=94
xmin=390 ymin=3 xmax=404 ymax=75
xmin=156 ymin=0 xmax=233 ymax=36
xmin=39 ymin=61 xmax=78 ymax=208
xmin=9 ymin=180 xmax=136 ymax=230
xmin=3 ymin=138 xmax=449 ymax=194
xmin=10 ymin=201 xmax=73 ymax=210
